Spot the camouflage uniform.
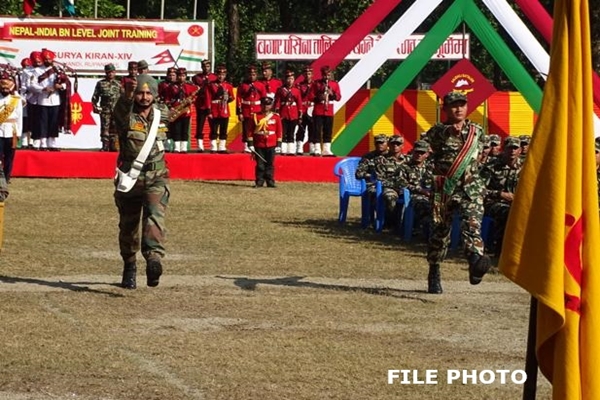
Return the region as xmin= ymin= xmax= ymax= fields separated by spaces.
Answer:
xmin=92 ymin=65 xmax=122 ymax=151
xmin=519 ymin=134 xmax=531 ymax=161
xmin=481 ymin=136 xmax=523 ymax=255
xmin=396 ymin=140 xmax=433 ymax=233
xmin=112 ymin=75 xmax=170 ymax=279
xmin=425 ymin=120 xmax=487 ymax=264
xmin=375 ymin=135 xmax=406 ymax=219
xmin=355 ymin=134 xmax=389 ymax=195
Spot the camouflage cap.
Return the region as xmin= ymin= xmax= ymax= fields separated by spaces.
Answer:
xmin=388 ymin=134 xmax=404 ymax=144
xmin=374 ymin=134 xmax=388 ymax=143
xmin=137 ymin=60 xmax=149 ymax=70
xmin=104 ymin=63 xmax=116 ymax=72
xmin=504 ymin=136 xmax=521 ymax=148
xmin=519 ymin=134 xmax=532 ymax=144
xmin=489 ymin=134 xmax=501 ymax=145
xmin=443 ymin=91 xmax=467 ymax=105
xmin=413 ymin=140 xmax=429 ymax=153
xmin=482 ymin=135 xmax=491 ymax=147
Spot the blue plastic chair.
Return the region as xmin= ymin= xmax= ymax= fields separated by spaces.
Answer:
xmin=333 ymin=157 xmax=371 ymax=227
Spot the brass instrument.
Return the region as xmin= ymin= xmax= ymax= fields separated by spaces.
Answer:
xmin=169 ymin=89 xmax=197 ymax=122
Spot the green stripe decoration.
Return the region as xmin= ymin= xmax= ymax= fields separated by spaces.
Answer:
xmin=332 ymin=0 xmax=543 ymax=156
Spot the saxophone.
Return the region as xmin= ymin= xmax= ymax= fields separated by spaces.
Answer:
xmin=168 ymin=87 xmax=198 ymax=122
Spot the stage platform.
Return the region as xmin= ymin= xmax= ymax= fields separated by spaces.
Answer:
xmin=11 ymin=150 xmax=341 ymax=182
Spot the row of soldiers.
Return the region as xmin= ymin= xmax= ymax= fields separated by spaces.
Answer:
xmin=91 ymin=59 xmax=341 ymax=155
xmin=355 ymin=131 xmax=531 ymax=256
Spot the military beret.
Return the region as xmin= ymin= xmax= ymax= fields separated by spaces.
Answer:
xmin=595 ymin=137 xmax=600 ymax=152
xmin=104 ymin=63 xmax=116 ymax=72
xmin=519 ymin=134 xmax=532 ymax=144
xmin=413 ymin=140 xmax=430 ymax=153
xmin=388 ymin=134 xmax=404 ymax=144
xmin=137 ymin=60 xmax=149 ymax=70
xmin=488 ymin=134 xmax=501 ymax=145
xmin=504 ymin=136 xmax=521 ymax=148
xmin=135 ymin=74 xmax=158 ymax=97
xmin=374 ymin=134 xmax=388 ymax=143
xmin=443 ymin=91 xmax=467 ymax=105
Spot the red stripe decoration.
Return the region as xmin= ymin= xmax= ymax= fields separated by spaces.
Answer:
xmin=487 ymin=92 xmax=511 ymax=137
xmin=344 ymin=89 xmax=371 ymax=155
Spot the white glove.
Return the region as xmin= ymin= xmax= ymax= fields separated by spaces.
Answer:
xmin=275 ymin=146 xmax=281 ymax=154
xmin=249 ymin=146 xmax=255 ymax=153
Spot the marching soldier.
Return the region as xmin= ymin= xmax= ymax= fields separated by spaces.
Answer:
xmin=308 ymin=65 xmax=341 ymax=156
xmin=191 ymin=60 xmax=217 ymax=152
xmin=92 ymin=63 xmax=121 ymax=151
xmin=296 ymin=65 xmax=314 ymax=155
xmin=236 ymin=65 xmax=267 ymax=153
xmin=205 ymin=64 xmax=235 ymax=153
xmin=274 ymin=70 xmax=302 ymax=155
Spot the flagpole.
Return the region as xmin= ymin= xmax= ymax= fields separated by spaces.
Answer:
xmin=126 ymin=0 xmax=130 ymax=19
xmin=522 ymin=297 xmax=539 ymax=400
xmin=193 ymin=0 xmax=198 ymax=20
xmin=94 ymin=0 xmax=98 ymax=18
xmin=160 ymin=0 xmax=165 ymax=19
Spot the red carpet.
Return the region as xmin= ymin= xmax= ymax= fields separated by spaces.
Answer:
xmin=11 ymin=150 xmax=341 ymax=182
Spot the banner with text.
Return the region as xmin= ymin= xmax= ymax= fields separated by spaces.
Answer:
xmin=255 ymin=33 xmax=470 ymax=60
xmin=0 ymin=17 xmax=213 ymax=75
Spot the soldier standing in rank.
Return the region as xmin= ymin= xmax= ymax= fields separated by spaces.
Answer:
xmin=167 ymin=68 xmax=198 ymax=153
xmin=308 ymin=65 xmax=341 ymax=156
xmin=205 ymin=64 xmax=235 ymax=153
xmin=247 ymin=96 xmax=282 ymax=188
xmin=191 ymin=60 xmax=217 ymax=152
xmin=120 ymin=61 xmax=138 ymax=94
xmin=423 ymin=91 xmax=491 ymax=294
xmin=92 ymin=63 xmax=121 ymax=152
xmin=481 ymin=136 xmax=523 ymax=257
xmin=260 ymin=62 xmax=282 ymax=98
xmin=296 ymin=65 xmax=314 ymax=155
xmin=274 ymin=70 xmax=302 ymax=156
xmin=236 ymin=65 xmax=267 ymax=153
xmin=112 ymin=74 xmax=170 ymax=289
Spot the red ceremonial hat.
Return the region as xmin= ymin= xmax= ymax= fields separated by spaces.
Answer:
xmin=41 ymin=48 xmax=56 ymax=61
xmin=201 ymin=59 xmax=211 ymax=66
xmin=177 ymin=67 xmax=187 ymax=75
xmin=262 ymin=62 xmax=273 ymax=70
xmin=166 ymin=67 xmax=177 ymax=74
xmin=21 ymin=58 xmax=32 ymax=68
xmin=320 ymin=65 xmax=331 ymax=74
xmin=215 ymin=64 xmax=227 ymax=73
xmin=30 ymin=51 xmax=42 ymax=63
xmin=246 ymin=65 xmax=257 ymax=73
xmin=284 ymin=70 xmax=295 ymax=78
xmin=303 ymin=65 xmax=313 ymax=72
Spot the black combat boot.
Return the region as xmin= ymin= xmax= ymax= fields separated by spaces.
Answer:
xmin=427 ymin=264 xmax=443 ymax=294
xmin=121 ymin=262 xmax=137 ymax=289
xmin=146 ymin=259 xmax=163 ymax=287
xmin=468 ymin=253 xmax=491 ymax=285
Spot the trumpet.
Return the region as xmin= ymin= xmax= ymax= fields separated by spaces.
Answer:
xmin=323 ymin=78 xmax=330 ymax=112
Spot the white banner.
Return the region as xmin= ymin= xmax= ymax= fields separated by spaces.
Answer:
xmin=255 ymin=33 xmax=469 ymax=61
xmin=0 ymin=17 xmax=214 ymax=75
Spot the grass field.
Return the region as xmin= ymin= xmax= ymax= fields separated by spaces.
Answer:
xmin=0 ymin=178 xmax=551 ymax=400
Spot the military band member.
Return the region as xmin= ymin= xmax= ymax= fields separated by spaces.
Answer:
xmin=247 ymin=96 xmax=282 ymax=188
xmin=18 ymin=57 xmax=34 ymax=149
xmin=423 ymin=91 xmax=491 ymax=294
xmin=236 ymin=65 xmax=267 ymax=153
xmin=0 ymin=73 xmax=23 ymax=183
xmin=205 ymin=64 xmax=234 ymax=153
xmin=274 ymin=70 xmax=302 ymax=155
xmin=296 ymin=65 xmax=314 ymax=155
xmin=26 ymin=51 xmax=43 ymax=149
xmin=308 ymin=65 xmax=341 ymax=156
xmin=120 ymin=61 xmax=138 ymax=93
xmin=92 ymin=63 xmax=121 ymax=151
xmin=168 ymin=68 xmax=198 ymax=153
xmin=158 ymin=67 xmax=178 ymax=103
xmin=191 ymin=60 xmax=217 ymax=152
xmin=260 ymin=62 xmax=282 ymax=98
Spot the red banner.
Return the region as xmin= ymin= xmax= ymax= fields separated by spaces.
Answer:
xmin=0 ymin=22 xmax=179 ymax=44
xmin=431 ymin=59 xmax=496 ymax=110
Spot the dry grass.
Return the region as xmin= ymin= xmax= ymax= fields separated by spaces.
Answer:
xmin=0 ymin=178 xmax=551 ymax=400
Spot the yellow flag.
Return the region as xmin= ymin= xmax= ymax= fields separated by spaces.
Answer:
xmin=499 ymin=0 xmax=600 ymax=398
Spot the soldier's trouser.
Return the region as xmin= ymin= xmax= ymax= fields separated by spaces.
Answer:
xmin=254 ymin=146 xmax=276 ymax=184
xmin=169 ymin=116 xmax=191 ymax=142
xmin=282 ymin=119 xmax=297 ymax=143
xmin=427 ymin=195 xmax=485 ymax=265
xmin=298 ymin=114 xmax=313 ymax=143
xmin=209 ymin=117 xmax=229 ymax=141
xmin=195 ymin=108 xmax=210 ymax=139
xmin=312 ymin=115 xmax=333 ymax=143
xmin=114 ymin=173 xmax=170 ymax=264
xmin=100 ymin=112 xmax=111 ymax=150
xmin=486 ymin=202 xmax=511 ymax=255
xmin=242 ymin=118 xmax=255 ymax=143
xmin=382 ymin=187 xmax=399 ymax=214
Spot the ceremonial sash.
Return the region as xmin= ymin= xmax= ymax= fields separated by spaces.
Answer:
xmin=0 ymin=96 xmax=20 ymax=148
